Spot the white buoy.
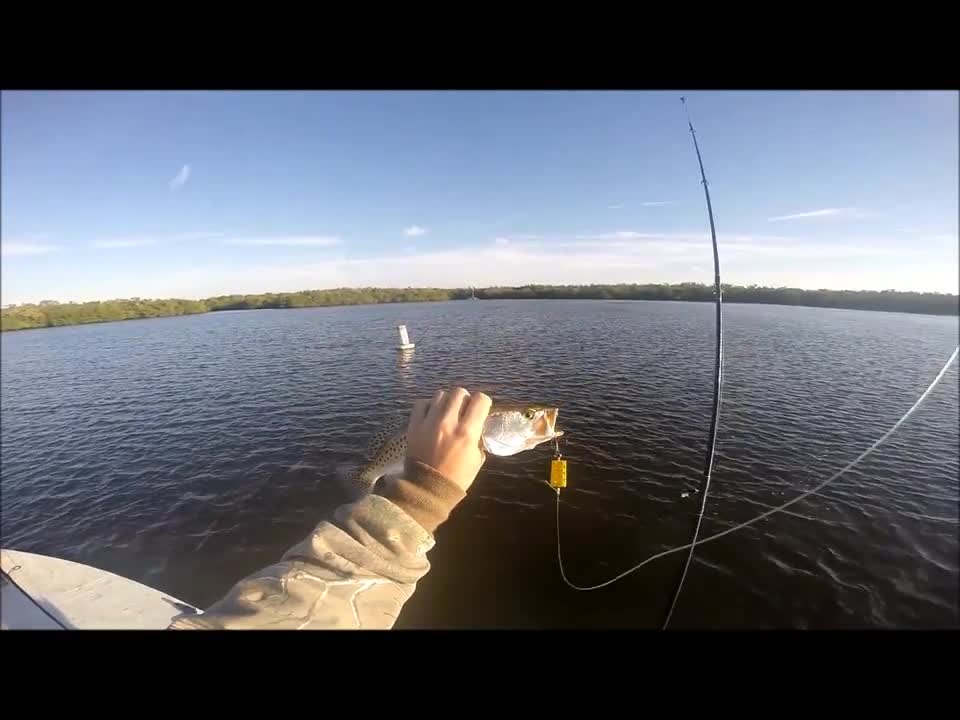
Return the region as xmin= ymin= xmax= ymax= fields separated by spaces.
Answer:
xmin=397 ymin=324 xmax=415 ymax=351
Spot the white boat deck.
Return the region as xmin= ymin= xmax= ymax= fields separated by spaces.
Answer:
xmin=1 ymin=549 xmax=201 ymax=630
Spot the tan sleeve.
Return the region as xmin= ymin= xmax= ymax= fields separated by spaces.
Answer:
xmin=168 ymin=460 xmax=466 ymax=630
xmin=380 ymin=459 xmax=466 ymax=533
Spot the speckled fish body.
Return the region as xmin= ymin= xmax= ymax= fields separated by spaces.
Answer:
xmin=341 ymin=403 xmax=563 ymax=498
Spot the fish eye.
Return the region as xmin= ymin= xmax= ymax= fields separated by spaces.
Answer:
xmin=523 ymin=408 xmax=536 ymax=420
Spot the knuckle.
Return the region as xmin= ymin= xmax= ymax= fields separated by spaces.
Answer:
xmin=441 ymin=417 xmax=459 ymax=433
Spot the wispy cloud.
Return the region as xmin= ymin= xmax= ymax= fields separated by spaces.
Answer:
xmin=607 ymin=204 xmax=624 ymax=210
xmin=93 ymin=238 xmax=157 ymax=249
xmin=225 ymin=236 xmax=925 ymax=294
xmin=221 ymin=236 xmax=341 ymax=247
xmin=169 ymin=165 xmax=191 ymax=190
xmin=490 ymin=230 xmax=916 ymax=263
xmin=1 ymin=242 xmax=61 ymax=257
xmin=578 ymin=231 xmax=673 ymax=241
xmin=170 ymin=231 xmax=223 ymax=242
xmin=640 ymin=201 xmax=677 ymax=207
xmin=8 ymin=228 xmax=955 ymax=305
xmin=89 ymin=231 xmax=222 ymax=249
xmin=767 ymin=208 xmax=867 ymax=222
xmin=68 ymin=231 xmax=341 ymax=253
xmin=495 ymin=233 xmax=543 ymax=242
xmin=403 ymin=225 xmax=428 ymax=237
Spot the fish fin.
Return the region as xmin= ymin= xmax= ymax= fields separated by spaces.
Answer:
xmin=335 ymin=462 xmax=379 ymax=500
xmin=362 ymin=416 xmax=406 ymax=459
xmin=343 ymin=417 xmax=407 ymax=500
xmin=336 ymin=459 xmax=407 ymax=500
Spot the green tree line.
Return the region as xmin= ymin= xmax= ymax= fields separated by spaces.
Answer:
xmin=203 ymin=287 xmax=463 ymax=311
xmin=1 ymin=298 xmax=209 ymax=331
xmin=0 ymin=288 xmax=466 ymax=331
xmin=477 ymin=284 xmax=959 ymax=315
xmin=2 ymin=284 xmax=956 ymax=332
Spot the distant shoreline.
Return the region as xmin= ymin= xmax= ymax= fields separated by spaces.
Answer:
xmin=3 ymin=284 xmax=957 ymax=331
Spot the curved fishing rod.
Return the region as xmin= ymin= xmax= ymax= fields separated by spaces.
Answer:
xmin=550 ymin=344 xmax=958 ymax=593
xmin=547 ymin=96 xmax=959 ymax=629
xmin=660 ymin=97 xmax=724 ymax=628
xmin=545 ymin=96 xmax=724 ymax=626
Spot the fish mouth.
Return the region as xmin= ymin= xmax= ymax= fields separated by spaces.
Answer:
xmin=538 ymin=407 xmax=563 ymax=439
xmin=525 ymin=408 xmax=563 ymax=452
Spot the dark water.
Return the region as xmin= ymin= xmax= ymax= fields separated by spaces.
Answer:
xmin=1 ymin=300 xmax=957 ymax=628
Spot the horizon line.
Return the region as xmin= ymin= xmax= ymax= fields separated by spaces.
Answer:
xmin=3 ymin=281 xmax=957 ymax=309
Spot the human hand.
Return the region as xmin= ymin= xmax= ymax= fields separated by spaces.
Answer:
xmin=406 ymin=387 xmax=492 ymax=492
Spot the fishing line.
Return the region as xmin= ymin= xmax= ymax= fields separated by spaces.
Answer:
xmin=548 ymin=95 xmax=722 ymax=624
xmin=545 ymin=96 xmax=959 ymax=626
xmin=656 ymin=96 xmax=724 ymax=629
xmin=549 ymin=346 xmax=958 ymax=600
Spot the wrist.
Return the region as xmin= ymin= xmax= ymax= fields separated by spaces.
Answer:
xmin=381 ymin=459 xmax=468 ymax=534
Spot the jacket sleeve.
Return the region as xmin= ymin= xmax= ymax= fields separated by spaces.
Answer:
xmin=167 ymin=459 xmax=466 ymax=630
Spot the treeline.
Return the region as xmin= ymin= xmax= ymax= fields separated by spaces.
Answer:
xmin=2 ymin=284 xmax=956 ymax=331
xmin=477 ymin=284 xmax=959 ymax=315
xmin=1 ymin=298 xmax=209 ymax=331
xmin=205 ymin=287 xmax=465 ymax=311
xmin=0 ymin=288 xmax=465 ymax=331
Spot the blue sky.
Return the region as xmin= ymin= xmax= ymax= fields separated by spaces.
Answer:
xmin=2 ymin=90 xmax=957 ymax=305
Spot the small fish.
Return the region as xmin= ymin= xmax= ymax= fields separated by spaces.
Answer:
xmin=340 ymin=402 xmax=564 ymax=499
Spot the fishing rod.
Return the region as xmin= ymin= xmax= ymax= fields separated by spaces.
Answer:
xmin=545 ymin=96 xmax=960 ymax=629
xmin=546 ymin=95 xmax=722 ymax=627
xmin=548 ymin=343 xmax=957 ymax=589
xmin=659 ymin=96 xmax=724 ymax=628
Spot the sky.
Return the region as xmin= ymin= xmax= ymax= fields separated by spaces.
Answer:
xmin=1 ymin=90 xmax=957 ymax=305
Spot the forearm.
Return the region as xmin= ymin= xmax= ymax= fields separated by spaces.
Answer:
xmin=168 ymin=460 xmax=464 ymax=630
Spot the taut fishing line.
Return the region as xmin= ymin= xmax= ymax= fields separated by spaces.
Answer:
xmin=546 ymin=96 xmax=960 ymax=628
xmin=658 ymin=96 xmax=723 ymax=629
xmin=550 ymin=345 xmax=957 ymax=591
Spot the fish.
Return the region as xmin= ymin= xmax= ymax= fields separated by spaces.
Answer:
xmin=340 ymin=402 xmax=564 ymax=499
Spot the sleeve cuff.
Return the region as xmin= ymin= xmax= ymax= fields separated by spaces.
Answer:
xmin=381 ymin=459 xmax=467 ymax=534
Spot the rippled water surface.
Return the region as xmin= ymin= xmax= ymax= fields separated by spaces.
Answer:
xmin=2 ymin=300 xmax=957 ymax=628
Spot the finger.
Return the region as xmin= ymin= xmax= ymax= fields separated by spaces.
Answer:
xmin=443 ymin=386 xmax=471 ymax=421
xmin=460 ymin=391 xmax=493 ymax=432
xmin=407 ymin=399 xmax=429 ymax=433
xmin=425 ymin=389 xmax=448 ymax=424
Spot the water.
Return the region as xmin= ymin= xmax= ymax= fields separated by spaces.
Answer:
xmin=1 ymin=300 xmax=957 ymax=628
